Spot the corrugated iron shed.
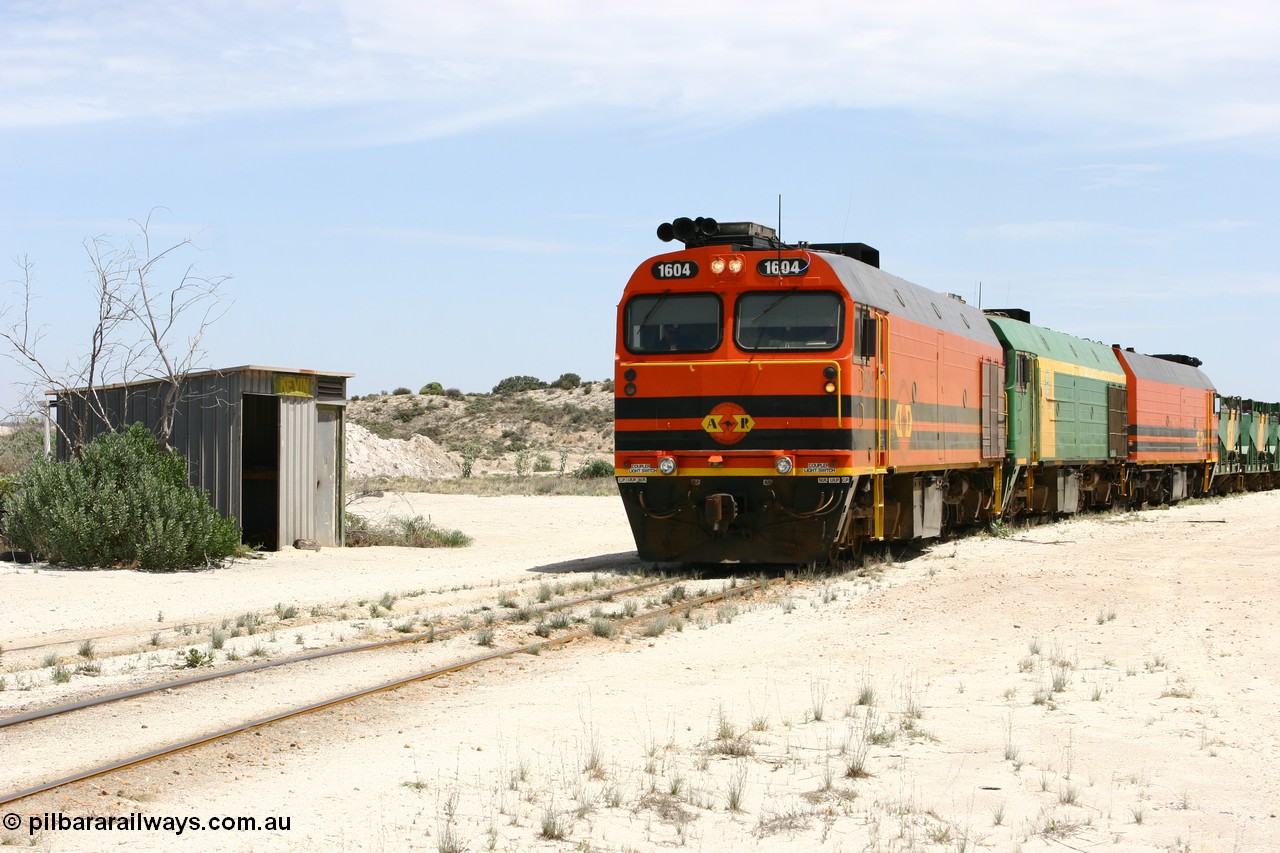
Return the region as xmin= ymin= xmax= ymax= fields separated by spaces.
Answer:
xmin=51 ymin=365 xmax=353 ymax=550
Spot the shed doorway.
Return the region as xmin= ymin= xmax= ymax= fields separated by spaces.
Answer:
xmin=241 ymin=393 xmax=279 ymax=550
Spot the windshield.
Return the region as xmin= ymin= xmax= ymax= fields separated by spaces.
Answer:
xmin=624 ymin=293 xmax=722 ymax=354
xmin=735 ymin=291 xmax=844 ymax=351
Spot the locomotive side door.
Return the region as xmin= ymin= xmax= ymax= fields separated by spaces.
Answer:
xmin=1009 ymin=352 xmax=1034 ymax=464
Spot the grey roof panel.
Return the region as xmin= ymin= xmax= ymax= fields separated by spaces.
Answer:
xmin=1118 ymin=350 xmax=1216 ymax=391
xmin=819 ymin=252 xmax=1000 ymax=347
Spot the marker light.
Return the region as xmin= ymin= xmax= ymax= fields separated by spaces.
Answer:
xmin=824 ymin=381 xmax=837 ymax=394
xmin=658 ymin=456 xmax=677 ymax=475
xmin=710 ymin=257 xmax=726 ymax=274
xmin=774 ymin=456 xmax=794 ymax=475
xmin=727 ymin=256 xmax=744 ymax=273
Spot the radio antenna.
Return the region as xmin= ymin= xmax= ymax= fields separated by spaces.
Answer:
xmin=777 ymin=194 xmax=783 ymax=244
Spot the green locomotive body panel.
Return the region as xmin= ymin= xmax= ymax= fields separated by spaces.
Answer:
xmin=987 ymin=317 xmax=1127 ymax=465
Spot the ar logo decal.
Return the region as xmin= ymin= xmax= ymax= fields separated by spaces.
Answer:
xmin=702 ymin=402 xmax=755 ymax=446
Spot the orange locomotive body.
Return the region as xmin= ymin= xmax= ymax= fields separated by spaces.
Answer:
xmin=1113 ymin=348 xmax=1218 ymax=501
xmin=615 ymin=218 xmax=1006 ymax=564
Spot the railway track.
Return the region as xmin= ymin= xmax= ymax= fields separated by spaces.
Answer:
xmin=1 ymin=574 xmax=774 ymax=807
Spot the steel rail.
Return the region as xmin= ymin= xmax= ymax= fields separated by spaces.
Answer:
xmin=0 ymin=576 xmax=679 ymax=731
xmin=0 ymin=578 xmax=770 ymax=807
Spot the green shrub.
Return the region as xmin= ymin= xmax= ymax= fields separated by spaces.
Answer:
xmin=492 ymin=375 xmax=547 ymax=394
xmin=573 ymin=459 xmax=615 ymax=480
xmin=2 ymin=424 xmax=241 ymax=570
xmin=444 ymin=387 xmax=463 ymax=399
xmin=392 ymin=387 xmax=413 ymax=395
xmin=419 ymin=382 xmax=444 ymax=395
xmin=550 ymin=372 xmax=581 ymax=390
xmin=344 ymin=513 xmax=472 ymax=548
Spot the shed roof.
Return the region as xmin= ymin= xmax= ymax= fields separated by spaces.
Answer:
xmin=48 ymin=365 xmax=354 ymax=397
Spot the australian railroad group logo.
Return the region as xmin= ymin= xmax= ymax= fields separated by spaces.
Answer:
xmin=893 ymin=402 xmax=913 ymax=439
xmin=702 ymin=402 xmax=755 ymax=446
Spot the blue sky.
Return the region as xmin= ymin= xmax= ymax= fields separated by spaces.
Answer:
xmin=2 ymin=0 xmax=1277 ymax=411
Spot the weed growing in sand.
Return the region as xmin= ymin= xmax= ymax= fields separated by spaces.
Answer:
xmin=1096 ymin=607 xmax=1117 ymax=625
xmin=77 ymin=639 xmax=95 ymax=660
xmin=180 ymin=648 xmax=214 ymax=668
xmin=50 ymin=664 xmax=71 ymax=684
xmin=474 ymin=627 xmax=495 ymax=647
xmin=810 ymin=681 xmax=829 ymax=722
xmin=590 ymin=618 xmax=617 ymax=639
xmin=643 ymin=615 xmax=671 ymax=637
xmin=845 ymin=713 xmax=876 ymax=778
xmin=725 ymin=764 xmax=748 ymax=812
xmin=1003 ymin=717 xmax=1021 ymax=764
xmin=539 ymin=807 xmax=567 ymax=840
xmin=42 ymin=651 xmax=57 ymax=667
xmin=209 ymin=628 xmax=226 ymax=649
xmin=274 ymin=603 xmax=298 ymax=620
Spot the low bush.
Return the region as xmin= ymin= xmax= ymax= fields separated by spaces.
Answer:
xmin=344 ymin=513 xmax=472 ymax=548
xmin=3 ymin=424 xmax=241 ymax=570
xmin=573 ymin=459 xmax=615 ymax=480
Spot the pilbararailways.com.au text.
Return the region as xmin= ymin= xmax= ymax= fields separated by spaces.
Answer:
xmin=6 ymin=811 xmax=291 ymax=836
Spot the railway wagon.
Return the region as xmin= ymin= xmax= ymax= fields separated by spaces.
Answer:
xmin=1112 ymin=348 xmax=1217 ymax=503
xmin=613 ymin=217 xmax=1004 ymax=564
xmin=1215 ymin=397 xmax=1280 ymax=492
xmin=985 ymin=314 xmax=1128 ymax=514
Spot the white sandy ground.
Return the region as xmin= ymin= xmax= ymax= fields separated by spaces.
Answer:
xmin=2 ymin=491 xmax=1280 ymax=852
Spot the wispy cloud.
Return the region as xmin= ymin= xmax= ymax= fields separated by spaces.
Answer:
xmin=1074 ymin=164 xmax=1169 ymax=191
xmin=2 ymin=0 xmax=1278 ymax=146
xmin=968 ymin=221 xmax=1119 ymax=241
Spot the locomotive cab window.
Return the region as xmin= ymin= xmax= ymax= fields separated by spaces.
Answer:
xmin=624 ymin=293 xmax=722 ymax=354
xmin=735 ymin=291 xmax=844 ymax=351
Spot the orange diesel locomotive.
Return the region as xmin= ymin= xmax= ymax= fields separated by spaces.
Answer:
xmin=614 ymin=218 xmax=1007 ymax=564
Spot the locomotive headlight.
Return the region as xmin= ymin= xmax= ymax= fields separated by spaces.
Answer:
xmin=658 ymin=456 xmax=677 ymax=475
xmin=774 ymin=456 xmax=794 ymax=475
xmin=824 ymin=381 xmax=837 ymax=394
xmin=727 ymin=256 xmax=744 ymax=273
xmin=710 ymin=257 xmax=726 ymax=274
